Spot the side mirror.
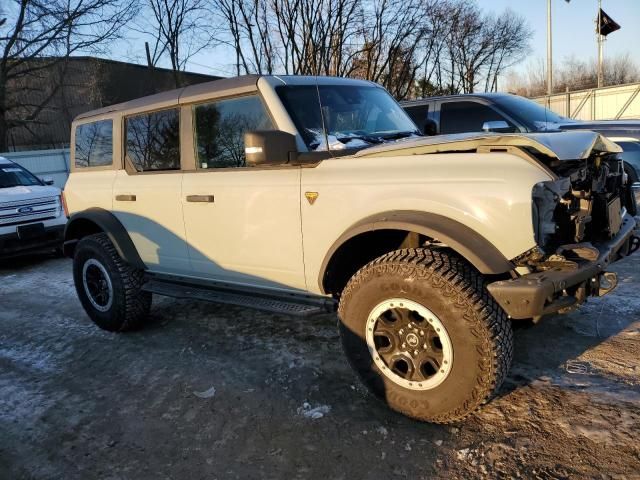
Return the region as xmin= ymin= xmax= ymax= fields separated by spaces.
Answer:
xmin=482 ymin=120 xmax=512 ymax=133
xmin=41 ymin=177 xmax=55 ymax=185
xmin=244 ymin=130 xmax=298 ymax=166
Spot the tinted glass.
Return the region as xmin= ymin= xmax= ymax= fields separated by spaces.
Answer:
xmin=194 ymin=95 xmax=273 ymax=169
xmin=440 ymin=101 xmax=512 ymax=134
xmin=0 ymin=163 xmax=42 ymax=188
xmin=277 ymin=85 xmax=419 ymax=151
xmin=404 ymin=104 xmax=430 ymax=134
xmin=126 ymin=109 xmax=180 ymax=171
xmin=492 ymin=95 xmax=565 ymax=128
xmin=75 ymin=120 xmax=113 ymax=167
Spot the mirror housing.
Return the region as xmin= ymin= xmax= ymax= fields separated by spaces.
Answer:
xmin=244 ymin=130 xmax=298 ymax=166
xmin=41 ymin=177 xmax=55 ymax=185
xmin=482 ymin=120 xmax=512 ymax=133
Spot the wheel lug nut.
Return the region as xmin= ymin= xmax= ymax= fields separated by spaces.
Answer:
xmin=420 ymin=331 xmax=424 ymax=336
xmin=423 ymin=343 xmax=428 ymax=349
xmin=402 ymin=343 xmax=406 ymax=348
xmin=413 ymin=350 xmax=418 ymax=355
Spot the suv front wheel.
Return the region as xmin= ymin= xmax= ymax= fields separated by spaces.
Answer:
xmin=72 ymin=233 xmax=151 ymax=331
xmin=338 ymin=248 xmax=513 ymax=423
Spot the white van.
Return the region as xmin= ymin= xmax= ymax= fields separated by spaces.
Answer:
xmin=0 ymin=156 xmax=67 ymax=258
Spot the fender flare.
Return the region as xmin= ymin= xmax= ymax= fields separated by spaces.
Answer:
xmin=319 ymin=210 xmax=513 ymax=292
xmin=63 ymin=207 xmax=145 ymax=270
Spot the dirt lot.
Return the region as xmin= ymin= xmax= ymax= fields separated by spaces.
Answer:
xmin=1 ymin=254 xmax=639 ymax=480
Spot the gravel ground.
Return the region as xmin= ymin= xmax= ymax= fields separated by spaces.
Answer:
xmin=1 ymin=253 xmax=639 ymax=479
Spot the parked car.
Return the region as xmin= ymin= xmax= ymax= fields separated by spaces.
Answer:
xmin=401 ymin=93 xmax=640 ymax=187
xmin=63 ymin=75 xmax=639 ymax=423
xmin=0 ymin=157 xmax=66 ymax=258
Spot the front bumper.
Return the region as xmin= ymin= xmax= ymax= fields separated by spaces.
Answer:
xmin=488 ymin=213 xmax=639 ymax=319
xmin=0 ymin=223 xmax=65 ymax=258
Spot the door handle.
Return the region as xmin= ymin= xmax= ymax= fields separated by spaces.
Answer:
xmin=115 ymin=194 xmax=136 ymax=201
xmin=186 ymin=195 xmax=215 ymax=203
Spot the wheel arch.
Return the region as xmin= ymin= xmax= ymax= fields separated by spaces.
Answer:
xmin=319 ymin=211 xmax=513 ymax=295
xmin=64 ymin=208 xmax=145 ymax=270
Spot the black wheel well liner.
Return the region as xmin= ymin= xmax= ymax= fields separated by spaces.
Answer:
xmin=319 ymin=211 xmax=513 ymax=295
xmin=63 ymin=208 xmax=145 ymax=270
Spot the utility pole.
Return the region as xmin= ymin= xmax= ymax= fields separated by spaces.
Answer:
xmin=547 ymin=0 xmax=553 ymax=97
xmin=597 ymin=0 xmax=604 ymax=87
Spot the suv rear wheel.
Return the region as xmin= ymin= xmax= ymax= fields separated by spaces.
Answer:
xmin=338 ymin=248 xmax=513 ymax=423
xmin=72 ymin=233 xmax=151 ymax=331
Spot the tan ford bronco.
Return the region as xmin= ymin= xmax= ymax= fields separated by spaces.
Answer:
xmin=62 ymin=75 xmax=639 ymax=423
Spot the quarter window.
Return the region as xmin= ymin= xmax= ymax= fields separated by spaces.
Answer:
xmin=193 ymin=95 xmax=273 ymax=169
xmin=125 ymin=109 xmax=180 ymax=172
xmin=75 ymin=120 xmax=113 ymax=167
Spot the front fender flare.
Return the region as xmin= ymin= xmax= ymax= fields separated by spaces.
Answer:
xmin=319 ymin=210 xmax=513 ymax=293
xmin=64 ymin=208 xmax=145 ymax=270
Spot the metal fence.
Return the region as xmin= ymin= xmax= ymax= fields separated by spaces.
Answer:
xmin=532 ymin=82 xmax=640 ymax=121
xmin=0 ymin=148 xmax=71 ymax=189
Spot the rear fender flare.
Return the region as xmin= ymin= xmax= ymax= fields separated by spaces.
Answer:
xmin=63 ymin=207 xmax=145 ymax=270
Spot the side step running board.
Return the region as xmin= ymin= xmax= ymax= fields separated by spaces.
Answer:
xmin=142 ymin=277 xmax=334 ymax=318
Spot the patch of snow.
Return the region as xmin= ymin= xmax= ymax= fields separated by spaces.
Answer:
xmin=297 ymin=402 xmax=331 ymax=419
xmin=376 ymin=426 xmax=388 ymax=437
xmin=193 ymin=386 xmax=216 ymax=399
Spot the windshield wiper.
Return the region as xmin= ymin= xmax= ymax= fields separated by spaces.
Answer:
xmin=335 ymin=134 xmax=384 ymax=145
xmin=378 ymin=131 xmax=421 ymax=141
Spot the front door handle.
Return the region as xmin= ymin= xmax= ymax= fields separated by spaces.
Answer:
xmin=186 ymin=195 xmax=215 ymax=203
xmin=115 ymin=194 xmax=136 ymax=201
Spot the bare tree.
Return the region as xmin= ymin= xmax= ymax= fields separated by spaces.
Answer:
xmin=0 ymin=0 xmax=135 ymax=151
xmin=141 ymin=0 xmax=218 ymax=86
xmin=508 ymin=53 xmax=640 ymax=97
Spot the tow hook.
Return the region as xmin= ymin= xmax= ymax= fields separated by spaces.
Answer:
xmin=593 ymin=271 xmax=618 ymax=297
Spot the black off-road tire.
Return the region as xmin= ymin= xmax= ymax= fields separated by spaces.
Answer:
xmin=72 ymin=233 xmax=151 ymax=332
xmin=338 ymin=248 xmax=513 ymax=423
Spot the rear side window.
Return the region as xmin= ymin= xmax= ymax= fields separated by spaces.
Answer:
xmin=404 ymin=104 xmax=430 ymax=134
xmin=125 ymin=109 xmax=180 ymax=172
xmin=193 ymin=95 xmax=273 ymax=169
xmin=440 ymin=101 xmax=512 ymax=134
xmin=75 ymin=120 xmax=113 ymax=168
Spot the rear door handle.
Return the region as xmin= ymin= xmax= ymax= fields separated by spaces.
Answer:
xmin=115 ymin=194 xmax=136 ymax=201
xmin=186 ymin=195 xmax=215 ymax=203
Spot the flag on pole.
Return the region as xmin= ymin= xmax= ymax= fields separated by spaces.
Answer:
xmin=597 ymin=9 xmax=621 ymax=36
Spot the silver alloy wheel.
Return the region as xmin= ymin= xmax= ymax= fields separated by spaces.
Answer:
xmin=82 ymin=258 xmax=114 ymax=312
xmin=366 ymin=298 xmax=453 ymax=390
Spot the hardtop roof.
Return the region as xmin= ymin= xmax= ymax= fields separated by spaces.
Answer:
xmin=74 ymin=74 xmax=379 ymax=122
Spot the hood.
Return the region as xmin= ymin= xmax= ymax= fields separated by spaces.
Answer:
xmin=353 ymin=131 xmax=622 ymax=161
xmin=0 ymin=185 xmax=61 ymax=204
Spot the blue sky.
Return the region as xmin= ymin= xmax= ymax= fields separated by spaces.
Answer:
xmin=483 ymin=0 xmax=640 ymax=72
xmin=125 ymin=0 xmax=640 ymax=77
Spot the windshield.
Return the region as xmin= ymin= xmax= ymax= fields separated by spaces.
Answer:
xmin=0 ymin=163 xmax=42 ymax=188
xmin=492 ymin=95 xmax=571 ymax=130
xmin=277 ymin=84 xmax=420 ymax=151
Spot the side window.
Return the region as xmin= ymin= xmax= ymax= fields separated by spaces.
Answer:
xmin=404 ymin=104 xmax=429 ymax=134
xmin=440 ymin=101 xmax=511 ymax=134
xmin=193 ymin=95 xmax=273 ymax=169
xmin=125 ymin=109 xmax=180 ymax=172
xmin=75 ymin=120 xmax=113 ymax=168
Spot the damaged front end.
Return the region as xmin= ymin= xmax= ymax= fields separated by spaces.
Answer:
xmin=488 ymin=134 xmax=640 ymax=320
